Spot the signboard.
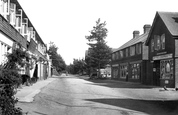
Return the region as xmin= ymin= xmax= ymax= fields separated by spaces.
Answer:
xmin=153 ymin=54 xmax=172 ymax=60
xmin=112 ymin=64 xmax=119 ymax=67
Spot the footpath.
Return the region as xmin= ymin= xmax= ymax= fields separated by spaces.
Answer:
xmin=15 ymin=75 xmax=57 ymax=102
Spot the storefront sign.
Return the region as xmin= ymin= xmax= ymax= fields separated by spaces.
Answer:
xmin=153 ymin=54 xmax=172 ymax=60
xmin=112 ymin=64 xmax=119 ymax=67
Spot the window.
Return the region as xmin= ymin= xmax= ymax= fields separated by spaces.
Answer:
xmin=161 ymin=34 xmax=165 ymax=50
xmin=120 ymin=50 xmax=123 ymax=58
xmin=131 ymin=63 xmax=140 ymax=79
xmin=160 ymin=59 xmax=173 ymax=79
xmin=136 ymin=43 xmax=141 ymax=54
xmin=151 ymin=39 xmax=154 ymax=52
xmin=112 ymin=67 xmax=118 ymax=78
xmin=120 ymin=64 xmax=128 ymax=79
xmin=130 ymin=45 xmax=135 ymax=56
xmin=112 ymin=53 xmax=115 ymax=60
xmin=126 ymin=48 xmax=128 ymax=57
xmin=154 ymin=35 xmax=158 ymax=50
xmin=157 ymin=36 xmax=161 ymax=50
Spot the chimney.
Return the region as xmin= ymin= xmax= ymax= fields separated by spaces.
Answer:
xmin=133 ymin=31 xmax=140 ymax=38
xmin=143 ymin=24 xmax=151 ymax=33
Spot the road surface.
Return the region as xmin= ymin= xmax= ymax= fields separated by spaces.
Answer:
xmin=17 ymin=74 xmax=178 ymax=115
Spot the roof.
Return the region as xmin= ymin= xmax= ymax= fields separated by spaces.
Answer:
xmin=13 ymin=0 xmax=46 ymax=45
xmin=113 ymin=32 xmax=149 ymax=53
xmin=158 ymin=12 xmax=178 ymax=36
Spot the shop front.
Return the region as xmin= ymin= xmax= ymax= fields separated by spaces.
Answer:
xmin=152 ymin=54 xmax=174 ymax=87
xmin=129 ymin=61 xmax=141 ymax=82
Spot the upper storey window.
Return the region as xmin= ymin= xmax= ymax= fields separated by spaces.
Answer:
xmin=130 ymin=45 xmax=135 ymax=56
xmin=151 ymin=39 xmax=154 ymax=52
xmin=120 ymin=50 xmax=123 ymax=58
xmin=152 ymin=34 xmax=165 ymax=52
xmin=136 ymin=43 xmax=141 ymax=54
xmin=161 ymin=34 xmax=165 ymax=50
xmin=125 ymin=48 xmax=128 ymax=57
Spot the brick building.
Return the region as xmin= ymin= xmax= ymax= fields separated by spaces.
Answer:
xmin=111 ymin=24 xmax=151 ymax=83
xmin=145 ymin=12 xmax=178 ymax=88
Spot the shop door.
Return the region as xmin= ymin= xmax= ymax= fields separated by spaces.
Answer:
xmin=153 ymin=61 xmax=160 ymax=86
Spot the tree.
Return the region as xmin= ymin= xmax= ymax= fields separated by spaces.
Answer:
xmin=85 ymin=18 xmax=112 ymax=74
xmin=48 ymin=42 xmax=66 ymax=73
xmin=66 ymin=58 xmax=86 ymax=75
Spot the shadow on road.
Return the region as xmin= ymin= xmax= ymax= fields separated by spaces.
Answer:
xmin=85 ymin=98 xmax=178 ymax=115
xmin=73 ymin=74 xmax=157 ymax=89
xmin=33 ymin=111 xmax=48 ymax=115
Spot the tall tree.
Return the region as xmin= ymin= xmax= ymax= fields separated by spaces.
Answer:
xmin=85 ymin=18 xmax=111 ymax=71
xmin=48 ymin=42 xmax=66 ymax=73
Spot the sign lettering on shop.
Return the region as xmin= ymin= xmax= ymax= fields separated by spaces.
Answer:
xmin=153 ymin=54 xmax=172 ymax=60
xmin=112 ymin=64 xmax=119 ymax=67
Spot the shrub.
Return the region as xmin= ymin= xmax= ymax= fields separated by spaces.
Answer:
xmin=0 ymin=45 xmax=29 ymax=115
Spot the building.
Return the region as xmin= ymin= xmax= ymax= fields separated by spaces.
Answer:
xmin=111 ymin=24 xmax=151 ymax=84
xmin=145 ymin=12 xmax=178 ymax=88
xmin=0 ymin=0 xmax=52 ymax=83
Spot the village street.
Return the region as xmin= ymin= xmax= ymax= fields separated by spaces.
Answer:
xmin=17 ymin=74 xmax=178 ymax=115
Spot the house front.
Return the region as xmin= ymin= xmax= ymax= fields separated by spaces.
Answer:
xmin=146 ymin=12 xmax=178 ymax=88
xmin=111 ymin=24 xmax=151 ymax=84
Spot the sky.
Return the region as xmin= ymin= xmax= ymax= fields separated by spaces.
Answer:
xmin=18 ymin=0 xmax=178 ymax=65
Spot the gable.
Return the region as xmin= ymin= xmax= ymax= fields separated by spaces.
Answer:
xmin=146 ymin=12 xmax=178 ymax=46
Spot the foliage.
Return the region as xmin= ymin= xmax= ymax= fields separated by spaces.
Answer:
xmin=85 ymin=18 xmax=112 ymax=72
xmin=0 ymin=45 xmax=29 ymax=115
xmin=67 ymin=58 xmax=86 ymax=74
xmin=48 ymin=42 xmax=66 ymax=73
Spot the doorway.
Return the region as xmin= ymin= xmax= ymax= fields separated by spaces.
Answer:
xmin=153 ymin=60 xmax=160 ymax=86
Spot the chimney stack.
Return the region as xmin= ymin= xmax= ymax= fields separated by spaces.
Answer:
xmin=133 ymin=30 xmax=140 ymax=38
xmin=143 ymin=24 xmax=151 ymax=33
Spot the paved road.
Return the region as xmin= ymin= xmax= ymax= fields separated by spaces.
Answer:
xmin=17 ymin=74 xmax=178 ymax=115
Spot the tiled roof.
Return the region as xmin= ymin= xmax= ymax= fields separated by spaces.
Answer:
xmin=113 ymin=32 xmax=149 ymax=53
xmin=158 ymin=12 xmax=178 ymax=36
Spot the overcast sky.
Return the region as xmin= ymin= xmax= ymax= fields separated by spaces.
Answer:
xmin=18 ymin=0 xmax=178 ymax=65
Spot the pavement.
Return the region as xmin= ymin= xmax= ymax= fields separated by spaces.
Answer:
xmin=15 ymin=75 xmax=57 ymax=102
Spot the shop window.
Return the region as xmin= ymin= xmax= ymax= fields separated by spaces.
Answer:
xmin=161 ymin=34 xmax=165 ymax=50
xmin=120 ymin=64 xmax=128 ymax=79
xmin=131 ymin=63 xmax=140 ymax=79
xmin=160 ymin=59 xmax=173 ymax=79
